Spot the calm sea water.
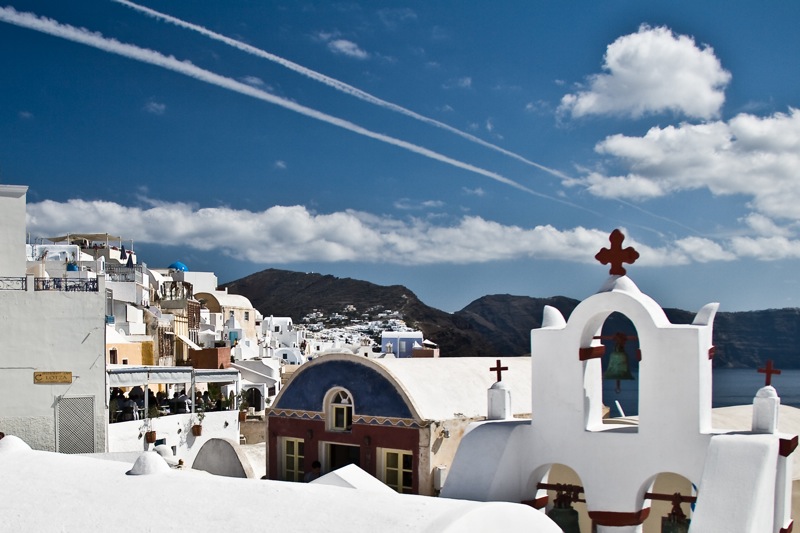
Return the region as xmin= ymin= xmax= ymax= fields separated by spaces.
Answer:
xmin=603 ymin=368 xmax=800 ymax=417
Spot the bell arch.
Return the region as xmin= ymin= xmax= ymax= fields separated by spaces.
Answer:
xmin=527 ymin=463 xmax=591 ymax=533
xmin=569 ymin=286 xmax=671 ymax=432
xmin=598 ymin=312 xmax=640 ymax=425
xmin=639 ymin=472 xmax=696 ymax=533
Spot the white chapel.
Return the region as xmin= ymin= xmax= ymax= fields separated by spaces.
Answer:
xmin=442 ymin=229 xmax=797 ymax=533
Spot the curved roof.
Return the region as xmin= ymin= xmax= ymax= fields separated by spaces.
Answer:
xmin=274 ymin=354 xmax=532 ymax=422
xmin=195 ymin=290 xmax=254 ymax=310
xmin=168 ymin=261 xmax=188 ymax=272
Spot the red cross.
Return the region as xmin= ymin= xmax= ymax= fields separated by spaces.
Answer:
xmin=758 ymin=360 xmax=782 ymax=386
xmin=595 ymin=229 xmax=639 ymax=276
xmin=490 ymin=359 xmax=508 ymax=382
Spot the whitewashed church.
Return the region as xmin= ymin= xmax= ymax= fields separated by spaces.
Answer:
xmin=442 ymin=230 xmax=797 ymax=533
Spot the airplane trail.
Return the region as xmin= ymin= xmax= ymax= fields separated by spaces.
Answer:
xmin=112 ymin=0 xmax=571 ymax=181
xmin=0 ymin=6 xmax=596 ymax=215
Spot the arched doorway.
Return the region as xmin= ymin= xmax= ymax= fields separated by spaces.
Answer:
xmin=244 ymin=387 xmax=263 ymax=411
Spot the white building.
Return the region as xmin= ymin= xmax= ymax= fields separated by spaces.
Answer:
xmin=0 ymin=185 xmax=107 ymax=452
xmin=442 ymin=231 xmax=798 ymax=533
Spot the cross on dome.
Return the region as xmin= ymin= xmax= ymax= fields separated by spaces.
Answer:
xmin=758 ymin=359 xmax=782 ymax=386
xmin=490 ymin=359 xmax=508 ymax=382
xmin=595 ymin=229 xmax=639 ymax=276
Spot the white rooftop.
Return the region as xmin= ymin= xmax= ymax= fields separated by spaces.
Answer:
xmin=0 ymin=435 xmax=559 ymax=532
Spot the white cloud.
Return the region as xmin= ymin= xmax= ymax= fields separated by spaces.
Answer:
xmin=18 ymin=110 xmax=33 ymax=119
xmin=29 ymin=198 xmax=791 ymax=265
xmin=393 ymin=198 xmax=444 ymax=210
xmin=741 ymin=213 xmax=793 ymax=238
xmin=674 ymin=236 xmax=736 ymax=262
xmin=559 ymin=25 xmax=731 ymax=119
xmin=327 ymin=39 xmax=369 ymax=60
xmin=241 ymin=75 xmax=264 ymax=87
xmin=485 ymin=118 xmax=494 ymax=132
xmin=729 ymin=236 xmax=800 ymax=260
xmin=274 ymin=160 xmax=287 ymax=170
xmin=443 ymin=77 xmax=472 ymax=89
xmin=463 ymin=187 xmax=485 ymax=197
xmin=143 ymin=101 xmax=166 ymax=115
xmin=568 ymin=109 xmax=800 ymax=221
xmin=377 ymin=8 xmax=417 ymax=29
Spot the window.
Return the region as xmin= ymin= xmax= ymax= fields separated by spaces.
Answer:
xmin=380 ymin=449 xmax=413 ymax=494
xmin=109 ymin=348 xmax=118 ymax=365
xmin=122 ymin=358 xmax=128 ymax=365
xmin=244 ymin=311 xmax=250 ymax=321
xmin=281 ymin=437 xmax=305 ymax=482
xmin=326 ymin=389 xmax=353 ymax=431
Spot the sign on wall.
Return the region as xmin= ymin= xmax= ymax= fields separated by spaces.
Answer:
xmin=33 ymin=371 xmax=72 ymax=384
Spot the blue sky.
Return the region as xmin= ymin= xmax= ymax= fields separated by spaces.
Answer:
xmin=2 ymin=1 xmax=800 ymax=313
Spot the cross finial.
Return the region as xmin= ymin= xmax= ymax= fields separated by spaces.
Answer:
xmin=758 ymin=360 xmax=782 ymax=386
xmin=596 ymin=229 xmax=639 ymax=276
xmin=490 ymin=359 xmax=508 ymax=382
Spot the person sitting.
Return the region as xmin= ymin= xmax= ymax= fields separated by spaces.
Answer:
xmin=304 ymin=461 xmax=322 ymax=482
xmin=175 ymin=390 xmax=190 ymax=414
xmin=121 ymin=396 xmax=138 ymax=421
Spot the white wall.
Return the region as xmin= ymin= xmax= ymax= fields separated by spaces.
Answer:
xmin=0 ymin=278 xmax=107 ymax=452
xmin=107 ymin=411 xmax=240 ymax=462
xmin=0 ymin=185 xmax=27 ymax=276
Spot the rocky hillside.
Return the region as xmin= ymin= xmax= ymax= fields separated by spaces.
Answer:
xmin=223 ymin=268 xmax=800 ymax=368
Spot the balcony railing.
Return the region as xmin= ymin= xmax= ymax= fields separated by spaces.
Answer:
xmin=0 ymin=277 xmax=26 ymax=290
xmin=34 ymin=278 xmax=99 ymax=292
xmin=106 ymin=264 xmax=143 ymax=284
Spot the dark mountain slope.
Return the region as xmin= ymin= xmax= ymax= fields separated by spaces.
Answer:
xmin=222 ymin=269 xmax=800 ymax=367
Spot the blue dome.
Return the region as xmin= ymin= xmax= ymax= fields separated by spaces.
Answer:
xmin=168 ymin=261 xmax=188 ymax=272
xmin=66 ymin=263 xmax=79 ymax=272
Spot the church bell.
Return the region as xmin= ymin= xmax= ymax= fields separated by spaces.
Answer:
xmin=547 ymin=506 xmax=581 ymax=533
xmin=545 ymin=485 xmax=582 ymax=533
xmin=603 ymin=333 xmax=634 ymax=392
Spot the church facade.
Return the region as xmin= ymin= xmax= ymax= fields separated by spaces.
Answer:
xmin=267 ymin=354 xmax=531 ymax=495
xmin=442 ymin=230 xmax=797 ymax=533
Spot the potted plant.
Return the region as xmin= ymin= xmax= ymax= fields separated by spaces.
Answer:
xmin=191 ymin=409 xmax=205 ymax=436
xmin=238 ymin=392 xmax=248 ymax=423
xmin=143 ymin=419 xmax=157 ymax=444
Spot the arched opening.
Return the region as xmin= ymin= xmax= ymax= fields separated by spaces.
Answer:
xmin=641 ymin=472 xmax=695 ymax=533
xmin=599 ymin=312 xmax=640 ymax=422
xmin=532 ymin=464 xmax=592 ymax=533
xmin=244 ymin=387 xmax=263 ymax=411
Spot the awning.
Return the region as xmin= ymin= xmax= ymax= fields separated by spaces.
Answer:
xmin=176 ymin=334 xmax=202 ymax=350
xmin=107 ymin=366 xmax=239 ymax=387
xmin=231 ymin=362 xmax=278 ymax=386
xmin=47 ymin=233 xmax=123 ymax=243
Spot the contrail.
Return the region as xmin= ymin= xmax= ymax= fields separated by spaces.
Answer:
xmin=112 ymin=0 xmax=571 ymax=181
xmin=0 ymin=6 xmax=594 ymax=214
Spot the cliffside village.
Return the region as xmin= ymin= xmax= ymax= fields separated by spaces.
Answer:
xmin=2 ymin=184 xmax=799 ymax=532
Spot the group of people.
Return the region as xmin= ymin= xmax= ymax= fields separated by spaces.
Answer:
xmin=109 ymin=387 xmax=232 ymax=422
xmin=109 ymin=386 xmax=155 ymax=422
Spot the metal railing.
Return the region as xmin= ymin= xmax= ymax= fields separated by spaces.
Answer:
xmin=106 ymin=264 xmax=143 ymax=283
xmin=0 ymin=277 xmax=26 ymax=290
xmin=34 ymin=278 xmax=99 ymax=292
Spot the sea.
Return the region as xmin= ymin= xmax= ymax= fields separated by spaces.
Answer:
xmin=604 ymin=368 xmax=800 ymax=417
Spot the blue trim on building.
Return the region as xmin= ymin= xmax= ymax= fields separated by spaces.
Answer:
xmin=274 ymin=360 xmax=413 ymax=419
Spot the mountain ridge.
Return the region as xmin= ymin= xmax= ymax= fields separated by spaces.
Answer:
xmin=222 ymin=268 xmax=800 ymax=369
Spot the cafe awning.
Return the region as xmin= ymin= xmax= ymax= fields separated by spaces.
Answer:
xmin=107 ymin=366 xmax=239 ymax=388
xmin=176 ymin=334 xmax=202 ymax=351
